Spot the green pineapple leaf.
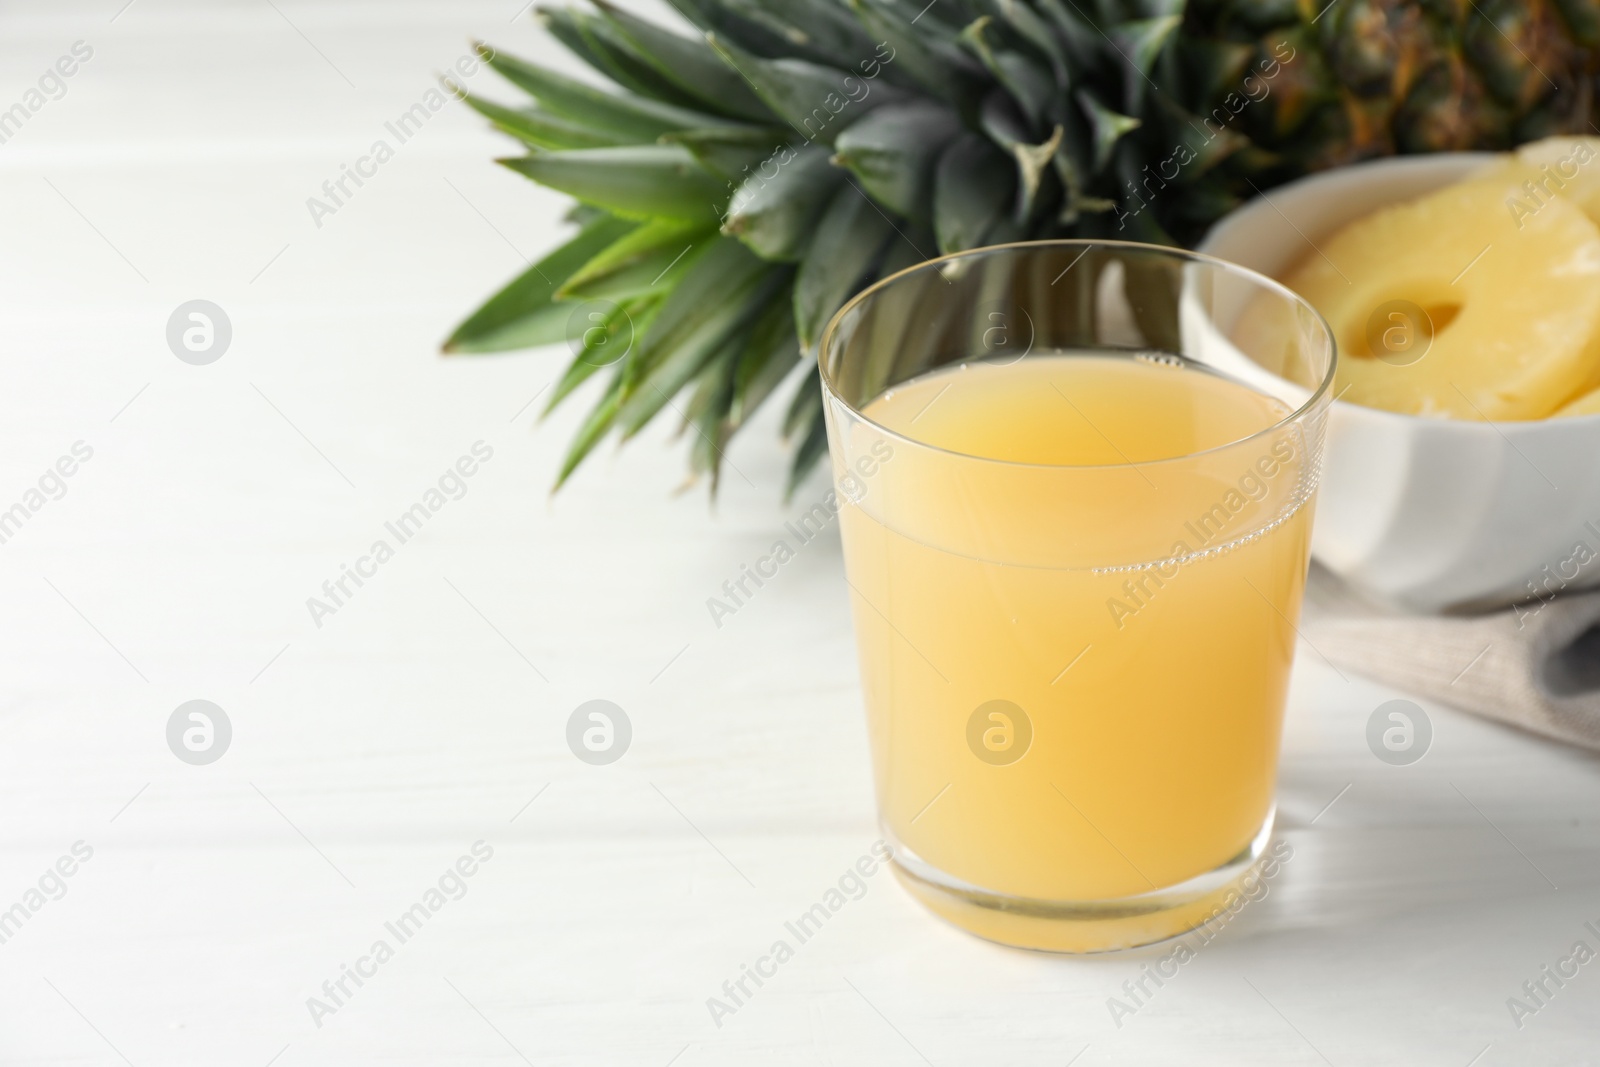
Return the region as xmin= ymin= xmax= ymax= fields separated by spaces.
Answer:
xmin=980 ymin=102 xmax=1064 ymax=220
xmin=995 ymin=0 xmax=1068 ymax=85
xmin=591 ymin=0 xmax=774 ymax=121
xmin=499 ymin=145 xmax=728 ymax=221
xmin=558 ymin=217 xmax=712 ymax=300
xmin=793 ymin=182 xmax=897 ymax=351
xmin=706 ymin=33 xmax=908 ymax=143
xmin=1077 ymin=91 xmax=1142 ymax=171
xmin=476 ymin=43 xmax=732 ymax=140
xmin=542 ymin=298 xmax=637 ymax=414
xmin=934 ymin=130 xmax=1015 ymax=253
xmin=553 ymin=370 xmax=625 ymax=491
xmin=666 ymin=0 xmax=811 ymax=60
xmin=1030 ymin=0 xmax=1100 ymax=70
xmin=614 ymin=238 xmax=781 ymax=436
xmin=739 ymin=0 xmax=886 ymax=66
xmin=683 ymin=332 xmax=741 ymax=431
xmin=961 ymin=16 xmax=1055 ymax=126
xmin=844 ymin=0 xmax=983 ymax=106
xmin=731 ymin=297 xmax=801 ymax=428
xmin=444 ymin=213 xmax=635 ymax=354
xmin=684 ymin=338 xmax=743 ymax=493
xmin=784 ymin=391 xmax=829 ymax=499
xmin=1110 ymin=16 xmax=1182 ymax=109
xmin=722 ymin=143 xmax=845 ymax=260
xmin=457 ymin=93 xmax=623 ymax=150
xmin=660 ymin=126 xmax=790 ymax=180
xmin=831 ymin=101 xmax=964 ymax=217
xmin=1179 ymin=36 xmax=1257 ymax=104
xmin=782 ymin=363 xmax=822 ymax=441
xmin=536 ymin=6 xmax=705 ymax=108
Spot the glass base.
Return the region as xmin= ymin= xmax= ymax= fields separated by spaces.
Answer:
xmin=885 ymin=808 xmax=1275 ymax=954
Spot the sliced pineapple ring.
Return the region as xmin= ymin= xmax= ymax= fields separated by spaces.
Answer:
xmin=1554 ymin=384 xmax=1600 ymax=417
xmin=1511 ymin=136 xmax=1600 ymax=226
xmin=1283 ymin=170 xmax=1600 ymax=420
xmin=1471 ymin=137 xmax=1600 ymax=227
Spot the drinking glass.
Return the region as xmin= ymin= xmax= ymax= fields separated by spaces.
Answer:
xmin=818 ymin=240 xmax=1334 ymax=952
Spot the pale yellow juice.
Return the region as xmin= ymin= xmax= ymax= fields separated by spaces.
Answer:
xmin=840 ymin=353 xmax=1313 ymax=904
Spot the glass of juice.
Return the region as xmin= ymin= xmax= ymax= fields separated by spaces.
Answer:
xmin=818 ymin=241 xmax=1334 ymax=952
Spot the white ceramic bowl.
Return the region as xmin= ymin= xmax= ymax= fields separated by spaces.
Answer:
xmin=1198 ymin=154 xmax=1600 ymax=613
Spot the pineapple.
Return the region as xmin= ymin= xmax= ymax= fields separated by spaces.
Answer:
xmin=445 ymin=0 xmax=1600 ymax=493
xmin=1476 ymin=135 xmax=1600 ymax=225
xmin=1510 ymin=135 xmax=1600 ymax=225
xmin=1555 ymin=384 xmax=1600 ymax=415
xmin=1282 ymin=169 xmax=1600 ymax=420
xmin=1509 ymin=136 xmax=1600 ymax=400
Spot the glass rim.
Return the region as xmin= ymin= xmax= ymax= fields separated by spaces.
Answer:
xmin=816 ymin=238 xmax=1338 ymax=471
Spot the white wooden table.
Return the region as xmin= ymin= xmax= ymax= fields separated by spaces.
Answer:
xmin=3 ymin=2 xmax=1598 ymax=1063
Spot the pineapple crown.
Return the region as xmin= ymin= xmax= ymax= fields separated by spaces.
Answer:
xmin=446 ymin=0 xmax=1598 ymax=495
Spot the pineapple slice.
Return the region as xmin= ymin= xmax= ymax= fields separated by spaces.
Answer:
xmin=1554 ymin=384 xmax=1600 ymax=417
xmin=1477 ymin=137 xmax=1600 ymax=398
xmin=1283 ymin=169 xmax=1600 ymax=420
xmin=1508 ymin=136 xmax=1600 ymax=226
xmin=1470 ymin=138 xmax=1600 ymax=226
